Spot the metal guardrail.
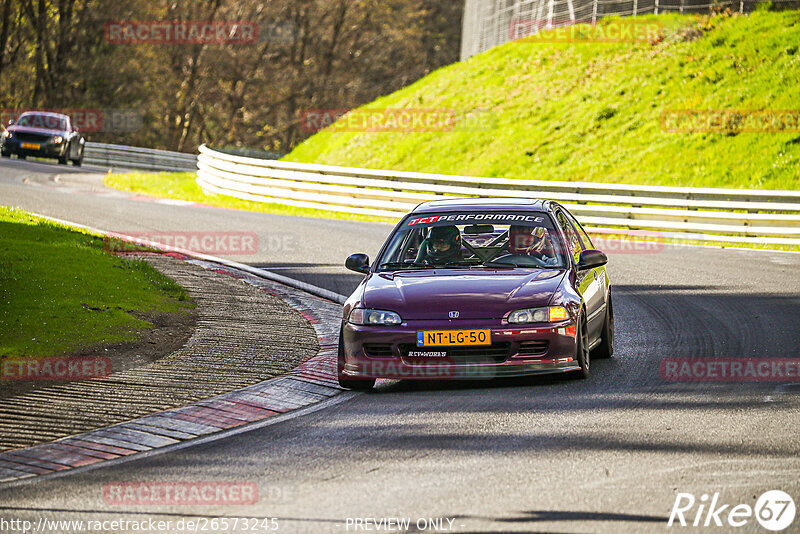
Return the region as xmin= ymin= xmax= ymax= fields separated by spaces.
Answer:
xmin=196 ymin=144 xmax=800 ymax=246
xmin=84 ymin=142 xmax=197 ymax=172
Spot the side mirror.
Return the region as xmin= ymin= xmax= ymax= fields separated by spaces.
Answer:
xmin=7 ymin=119 xmax=13 ymax=126
xmin=577 ymin=249 xmax=607 ymax=270
xmin=345 ymin=253 xmax=370 ymax=274
xmin=72 ymin=126 xmax=78 ymax=133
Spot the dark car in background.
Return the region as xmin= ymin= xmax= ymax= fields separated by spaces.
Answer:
xmin=339 ymin=198 xmax=615 ymax=390
xmin=1 ymin=111 xmax=84 ymax=166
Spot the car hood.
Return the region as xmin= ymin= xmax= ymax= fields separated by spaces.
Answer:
xmin=7 ymin=125 xmax=68 ymax=136
xmin=363 ymin=269 xmax=566 ymax=320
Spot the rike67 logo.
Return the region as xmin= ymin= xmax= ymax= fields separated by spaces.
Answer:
xmin=669 ymin=490 xmax=796 ymax=531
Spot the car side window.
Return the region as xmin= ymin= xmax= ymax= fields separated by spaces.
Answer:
xmin=564 ymin=211 xmax=594 ymax=250
xmin=556 ymin=211 xmax=582 ymax=265
xmin=402 ymin=230 xmax=424 ymax=261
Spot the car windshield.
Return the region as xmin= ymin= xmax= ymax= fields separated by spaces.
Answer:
xmin=377 ymin=211 xmax=568 ymax=271
xmin=16 ymin=113 xmax=67 ymax=130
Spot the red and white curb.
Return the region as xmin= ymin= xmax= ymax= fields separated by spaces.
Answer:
xmin=0 ymin=251 xmax=344 ymax=484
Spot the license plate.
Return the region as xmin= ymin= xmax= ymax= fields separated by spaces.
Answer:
xmin=416 ymin=329 xmax=491 ymax=347
xmin=21 ymin=142 xmax=40 ymax=150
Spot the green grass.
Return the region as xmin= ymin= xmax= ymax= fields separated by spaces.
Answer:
xmin=285 ymin=11 xmax=800 ymax=191
xmin=0 ymin=206 xmax=193 ymax=357
xmin=105 ymin=171 xmax=395 ymax=223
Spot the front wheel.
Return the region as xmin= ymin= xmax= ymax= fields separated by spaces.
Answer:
xmin=337 ymin=327 xmax=375 ymax=391
xmin=71 ymin=144 xmax=83 ymax=166
xmin=593 ymin=296 xmax=614 ymax=359
xmin=58 ymin=145 xmax=68 ymax=164
xmin=571 ymin=311 xmax=590 ymax=379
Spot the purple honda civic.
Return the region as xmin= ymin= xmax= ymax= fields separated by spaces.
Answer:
xmin=339 ymin=198 xmax=614 ymax=390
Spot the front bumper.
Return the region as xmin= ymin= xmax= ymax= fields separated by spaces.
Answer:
xmin=341 ymin=319 xmax=580 ymax=380
xmin=1 ymin=138 xmax=66 ymax=157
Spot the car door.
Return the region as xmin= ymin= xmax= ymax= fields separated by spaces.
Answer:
xmin=555 ymin=209 xmax=604 ymax=340
xmin=561 ymin=209 xmax=608 ymax=340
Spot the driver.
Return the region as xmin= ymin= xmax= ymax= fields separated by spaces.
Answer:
xmin=415 ymin=225 xmax=463 ymax=265
xmin=508 ymin=225 xmax=555 ymax=259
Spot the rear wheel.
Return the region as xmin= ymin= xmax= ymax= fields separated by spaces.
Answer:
xmin=593 ymin=296 xmax=614 ymax=359
xmin=337 ymin=327 xmax=375 ymax=391
xmin=571 ymin=311 xmax=590 ymax=379
xmin=18 ymin=154 xmax=26 ymax=160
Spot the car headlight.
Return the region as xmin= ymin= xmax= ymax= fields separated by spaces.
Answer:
xmin=1 ymin=131 xmax=9 ymax=138
xmin=51 ymin=135 xmax=63 ymax=144
xmin=508 ymin=306 xmax=569 ymax=324
xmin=349 ymin=308 xmax=402 ymax=326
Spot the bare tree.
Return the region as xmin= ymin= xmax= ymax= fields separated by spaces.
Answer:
xmin=0 ymin=0 xmax=463 ymax=151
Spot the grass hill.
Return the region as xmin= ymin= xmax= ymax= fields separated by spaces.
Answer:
xmin=285 ymin=11 xmax=800 ymax=190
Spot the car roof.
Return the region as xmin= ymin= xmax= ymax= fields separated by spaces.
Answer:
xmin=19 ymin=111 xmax=70 ymax=120
xmin=411 ymin=197 xmax=551 ymax=214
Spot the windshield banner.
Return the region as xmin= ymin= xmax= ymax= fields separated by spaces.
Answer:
xmin=405 ymin=213 xmax=546 ymax=227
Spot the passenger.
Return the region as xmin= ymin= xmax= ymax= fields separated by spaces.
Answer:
xmin=415 ymin=225 xmax=463 ymax=265
xmin=508 ymin=225 xmax=555 ymax=260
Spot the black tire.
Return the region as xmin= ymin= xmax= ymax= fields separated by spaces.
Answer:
xmin=71 ymin=143 xmax=83 ymax=166
xmin=593 ymin=296 xmax=614 ymax=359
xmin=58 ymin=146 xmax=68 ymax=164
xmin=337 ymin=327 xmax=375 ymax=391
xmin=1 ymin=150 xmax=9 ymax=158
xmin=18 ymin=153 xmax=26 ymax=160
xmin=571 ymin=311 xmax=590 ymax=379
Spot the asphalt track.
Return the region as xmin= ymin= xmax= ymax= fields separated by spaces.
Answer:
xmin=1 ymin=158 xmax=799 ymax=533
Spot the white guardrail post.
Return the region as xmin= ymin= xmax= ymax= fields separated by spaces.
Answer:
xmin=195 ymin=144 xmax=800 ymax=246
xmin=83 ymin=142 xmax=198 ymax=172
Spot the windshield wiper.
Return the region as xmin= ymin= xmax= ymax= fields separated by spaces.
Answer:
xmin=481 ymin=260 xmax=519 ymax=269
xmin=484 ymin=259 xmax=563 ymax=269
xmin=442 ymin=260 xmax=483 ymax=268
xmin=441 ymin=258 xmax=517 ymax=269
xmin=379 ymin=261 xmax=431 ymax=270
